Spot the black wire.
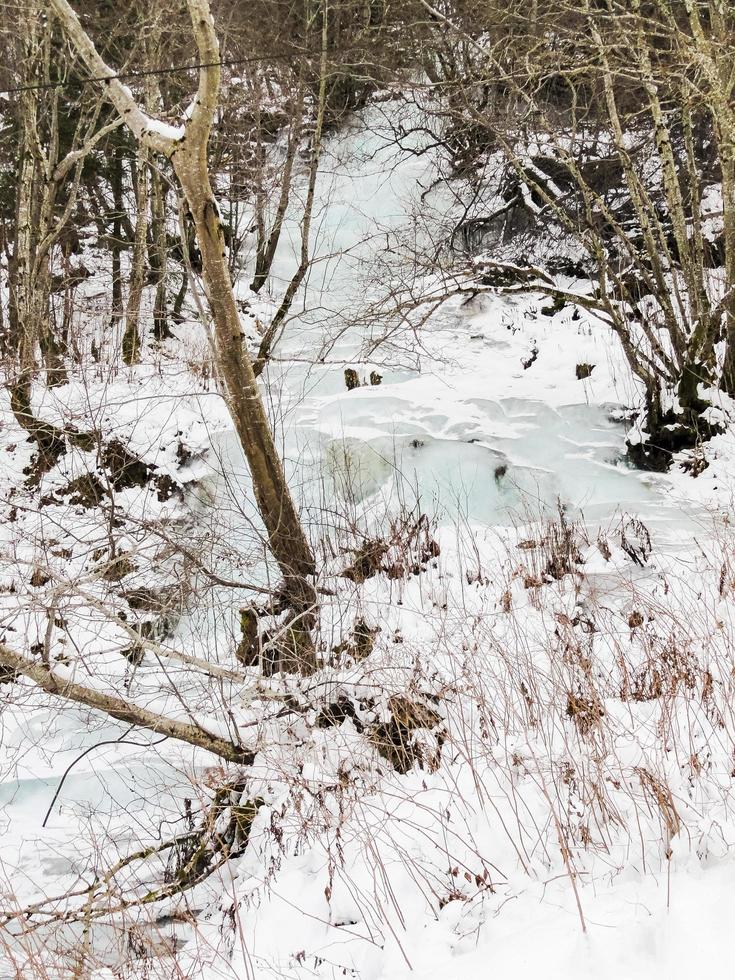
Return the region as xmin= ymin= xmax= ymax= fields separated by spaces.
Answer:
xmin=2 ymin=38 xmax=377 ymax=96
xmin=2 ymin=53 xmax=300 ymax=95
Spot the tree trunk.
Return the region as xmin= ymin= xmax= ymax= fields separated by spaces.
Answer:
xmin=176 ymin=160 xmax=316 ymax=586
xmin=150 ymin=162 xmax=170 ymax=340
xmin=8 ymin=63 xmax=46 ymax=435
xmin=122 ymin=149 xmax=149 ymax=364
xmin=110 ymin=144 xmax=123 ymax=331
xmin=250 ymin=86 xmax=305 ymax=294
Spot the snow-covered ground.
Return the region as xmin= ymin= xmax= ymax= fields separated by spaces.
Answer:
xmin=2 ymin=104 xmax=735 ymax=977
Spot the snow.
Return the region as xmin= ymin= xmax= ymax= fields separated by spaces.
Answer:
xmin=144 ymin=116 xmax=186 ymax=143
xmin=2 ymin=100 xmax=735 ymax=978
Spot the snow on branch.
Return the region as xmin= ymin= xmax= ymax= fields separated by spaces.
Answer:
xmin=0 ymin=643 xmax=253 ymax=764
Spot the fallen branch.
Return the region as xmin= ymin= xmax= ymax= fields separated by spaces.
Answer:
xmin=0 ymin=643 xmax=253 ymax=764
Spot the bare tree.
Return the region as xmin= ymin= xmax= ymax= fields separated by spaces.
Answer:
xmin=6 ymin=1 xmax=121 ymax=449
xmin=252 ymin=0 xmax=330 ymax=376
xmin=121 ymin=145 xmax=149 ymax=363
xmin=48 ymin=0 xmax=318 ymax=671
xmin=413 ymin=0 xmax=735 ymax=467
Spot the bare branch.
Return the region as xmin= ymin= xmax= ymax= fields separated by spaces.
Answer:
xmin=0 ymin=643 xmax=253 ymax=764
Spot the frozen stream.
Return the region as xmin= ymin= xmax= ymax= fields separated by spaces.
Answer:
xmin=219 ymin=106 xmax=707 ymax=549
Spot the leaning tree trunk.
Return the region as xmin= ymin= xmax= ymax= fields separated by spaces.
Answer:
xmin=175 ymin=159 xmax=316 ymax=588
xmin=173 ymin=159 xmax=318 ymax=673
xmin=168 ymin=160 xmax=319 ymax=672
